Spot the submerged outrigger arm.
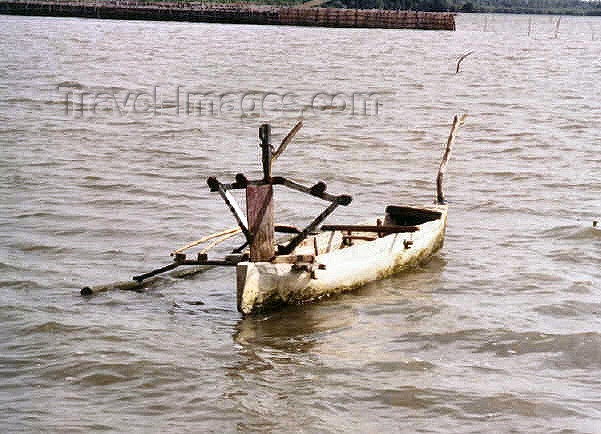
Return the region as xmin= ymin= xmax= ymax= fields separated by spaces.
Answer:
xmin=81 ymin=122 xmax=352 ymax=293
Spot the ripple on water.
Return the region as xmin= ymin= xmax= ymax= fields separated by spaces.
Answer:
xmin=476 ymin=330 xmax=601 ymax=370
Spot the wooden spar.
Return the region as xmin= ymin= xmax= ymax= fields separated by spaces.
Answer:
xmin=172 ymin=227 xmax=241 ymax=255
xmin=273 ymin=177 xmax=351 ymax=205
xmin=130 ymin=255 xmax=239 ymax=285
xmin=279 ymin=200 xmax=341 ymax=255
xmin=133 ymin=262 xmax=180 ymax=282
xmin=437 ymin=114 xmax=466 ymax=204
xmin=272 ymin=121 xmax=303 ymax=162
xmin=207 ymin=177 xmax=251 ymax=242
xmin=343 ymin=235 xmax=378 ymax=241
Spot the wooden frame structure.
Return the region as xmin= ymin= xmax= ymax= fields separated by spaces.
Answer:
xmin=207 ymin=123 xmax=352 ymax=260
xmin=114 ymin=121 xmax=352 ymax=285
xmin=80 ymin=115 xmax=465 ymax=308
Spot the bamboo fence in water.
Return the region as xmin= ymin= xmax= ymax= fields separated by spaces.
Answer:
xmin=0 ymin=0 xmax=456 ymax=30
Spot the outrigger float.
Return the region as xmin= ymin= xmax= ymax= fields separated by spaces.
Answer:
xmin=81 ymin=115 xmax=466 ymax=314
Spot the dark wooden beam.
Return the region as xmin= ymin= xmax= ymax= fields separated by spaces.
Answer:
xmin=272 ymin=176 xmax=352 ymax=205
xmin=278 ymin=201 xmax=341 ymax=255
xmin=320 ymin=224 xmax=420 ymax=233
xmin=207 ymin=177 xmax=251 ymax=242
xmin=259 ymin=124 xmax=272 ymax=182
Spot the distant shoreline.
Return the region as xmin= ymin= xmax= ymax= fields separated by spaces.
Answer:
xmin=0 ymin=1 xmax=456 ymax=30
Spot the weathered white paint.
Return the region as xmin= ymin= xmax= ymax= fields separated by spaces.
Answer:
xmin=237 ymin=204 xmax=448 ymax=314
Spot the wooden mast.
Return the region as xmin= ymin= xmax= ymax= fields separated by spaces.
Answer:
xmin=247 ymin=124 xmax=275 ymax=261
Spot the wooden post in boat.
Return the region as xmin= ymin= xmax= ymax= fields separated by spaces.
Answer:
xmin=259 ymin=124 xmax=272 ymax=182
xmin=247 ymin=124 xmax=275 ymax=261
xmin=437 ymin=114 xmax=466 ymax=204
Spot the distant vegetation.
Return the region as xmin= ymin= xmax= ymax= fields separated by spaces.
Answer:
xmin=43 ymin=0 xmax=601 ymax=15
xmin=141 ymin=0 xmax=601 ymax=15
xmin=326 ymin=0 xmax=601 ymax=15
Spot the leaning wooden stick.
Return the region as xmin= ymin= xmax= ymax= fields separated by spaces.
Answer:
xmin=437 ymin=114 xmax=467 ymax=204
xmin=272 ymin=120 xmax=303 ymax=162
xmin=456 ymin=51 xmax=474 ymax=73
xmin=172 ymin=227 xmax=241 ymax=255
xmin=199 ymin=230 xmax=243 ymax=254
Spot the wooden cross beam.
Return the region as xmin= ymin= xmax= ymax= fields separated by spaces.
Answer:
xmin=206 ymin=176 xmax=251 ymax=243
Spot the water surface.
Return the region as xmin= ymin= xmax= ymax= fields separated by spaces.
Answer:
xmin=1 ymin=13 xmax=600 ymax=432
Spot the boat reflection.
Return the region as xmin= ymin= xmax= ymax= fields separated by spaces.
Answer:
xmin=232 ymin=254 xmax=446 ymax=355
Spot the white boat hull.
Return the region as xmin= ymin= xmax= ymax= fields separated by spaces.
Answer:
xmin=236 ymin=205 xmax=448 ymax=314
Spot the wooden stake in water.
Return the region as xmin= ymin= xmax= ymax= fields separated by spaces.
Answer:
xmin=554 ymin=16 xmax=561 ymax=39
xmin=456 ymin=51 xmax=474 ymax=74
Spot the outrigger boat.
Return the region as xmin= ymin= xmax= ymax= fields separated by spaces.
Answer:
xmin=81 ymin=115 xmax=465 ymax=314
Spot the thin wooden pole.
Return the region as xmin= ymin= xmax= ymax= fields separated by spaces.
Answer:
xmin=199 ymin=230 xmax=243 ymax=254
xmin=208 ymin=178 xmax=251 ymax=242
xmin=172 ymin=227 xmax=241 ymax=255
xmin=456 ymin=51 xmax=474 ymax=74
xmin=437 ymin=114 xmax=466 ymax=204
xmin=272 ymin=120 xmax=303 ymax=162
xmin=259 ymin=124 xmax=272 ymax=182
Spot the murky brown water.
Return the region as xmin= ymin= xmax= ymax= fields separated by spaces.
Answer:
xmin=1 ymin=12 xmax=600 ymax=432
